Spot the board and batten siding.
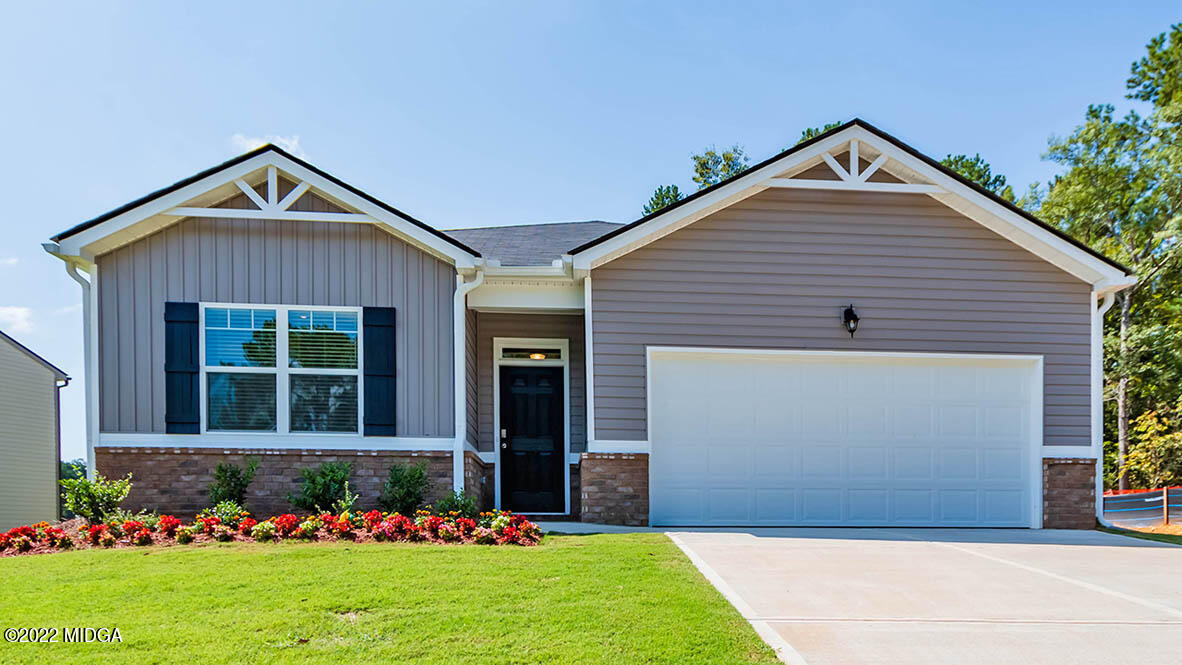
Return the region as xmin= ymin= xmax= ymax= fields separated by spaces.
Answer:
xmin=0 ymin=338 xmax=60 ymax=529
xmin=590 ymin=188 xmax=1093 ymax=447
xmin=474 ymin=312 xmax=586 ymax=453
xmin=96 ymin=187 xmax=456 ymax=437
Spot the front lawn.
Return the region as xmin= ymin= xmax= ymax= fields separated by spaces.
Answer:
xmin=1100 ymin=525 xmax=1182 ymax=546
xmin=0 ymin=533 xmax=777 ymax=664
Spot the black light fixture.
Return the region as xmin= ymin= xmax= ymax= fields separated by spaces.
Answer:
xmin=842 ymin=304 xmax=859 ymax=338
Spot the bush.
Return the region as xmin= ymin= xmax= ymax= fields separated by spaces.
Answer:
xmin=208 ymin=456 xmax=259 ymax=507
xmin=197 ymin=500 xmax=248 ymax=529
xmin=432 ymin=491 xmax=479 ymax=519
xmin=378 ymin=462 xmax=429 ymax=515
xmin=251 ymin=520 xmax=278 ymax=542
xmin=58 ymin=459 xmax=87 ymax=519
xmin=59 ymin=473 xmax=132 ymax=525
xmin=175 ymin=527 xmax=196 ymax=545
xmin=288 ymin=461 xmax=352 ymax=512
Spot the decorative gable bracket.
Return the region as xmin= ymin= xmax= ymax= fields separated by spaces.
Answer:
xmin=162 ymin=165 xmax=375 ymax=224
xmin=763 ymin=140 xmax=945 ymax=194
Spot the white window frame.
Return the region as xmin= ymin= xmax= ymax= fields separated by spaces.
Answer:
xmin=492 ymin=337 xmax=571 ymax=516
xmin=199 ymin=302 xmax=364 ymax=437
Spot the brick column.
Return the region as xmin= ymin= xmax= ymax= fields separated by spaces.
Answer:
xmin=1042 ymin=457 xmax=1096 ymax=529
xmin=579 ymin=453 xmax=648 ymax=526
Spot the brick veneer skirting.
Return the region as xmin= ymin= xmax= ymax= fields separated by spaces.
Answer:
xmin=1042 ymin=457 xmax=1096 ymax=529
xmin=463 ymin=451 xmax=494 ymax=511
xmin=95 ymin=447 xmax=453 ymax=517
xmin=580 ymin=453 xmax=648 ymax=526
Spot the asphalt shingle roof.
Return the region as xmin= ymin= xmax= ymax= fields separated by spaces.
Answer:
xmin=444 ymin=221 xmax=623 ymax=266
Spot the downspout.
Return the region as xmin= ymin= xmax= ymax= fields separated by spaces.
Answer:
xmin=452 ymin=269 xmax=485 ymax=494
xmin=54 ymin=376 xmax=70 ymax=519
xmin=56 ymin=253 xmax=98 ymax=481
xmin=1092 ymin=291 xmax=1116 ymax=527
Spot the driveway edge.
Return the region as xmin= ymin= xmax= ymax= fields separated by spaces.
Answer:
xmin=666 ymin=532 xmax=809 ymax=665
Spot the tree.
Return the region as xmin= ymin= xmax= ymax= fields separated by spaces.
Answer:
xmin=796 ymin=121 xmax=843 ymax=145
xmin=940 ymin=153 xmax=1016 ymax=202
xmin=643 ymin=184 xmax=684 ymax=216
xmin=691 ymin=145 xmax=749 ymax=189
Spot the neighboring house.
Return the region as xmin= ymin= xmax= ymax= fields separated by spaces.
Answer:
xmin=44 ymin=120 xmax=1135 ymax=527
xmin=0 ymin=330 xmax=69 ymax=530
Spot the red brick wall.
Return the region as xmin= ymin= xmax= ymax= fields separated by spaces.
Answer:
xmin=580 ymin=453 xmax=648 ymax=526
xmin=96 ymin=447 xmax=453 ymax=517
xmin=1042 ymin=457 xmax=1096 ymax=529
xmin=463 ymin=451 xmax=494 ymax=511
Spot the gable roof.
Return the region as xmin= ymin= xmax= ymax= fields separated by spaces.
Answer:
xmin=50 ymin=144 xmax=480 ymax=261
xmin=0 ymin=329 xmax=68 ymax=381
xmin=569 ymin=119 xmax=1133 ymax=289
xmin=445 ymin=221 xmax=622 ymax=266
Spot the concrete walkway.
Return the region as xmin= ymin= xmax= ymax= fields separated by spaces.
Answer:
xmin=667 ymin=528 xmax=1181 ymax=665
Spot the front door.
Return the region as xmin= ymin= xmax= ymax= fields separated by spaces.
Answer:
xmin=500 ymin=365 xmax=564 ymax=513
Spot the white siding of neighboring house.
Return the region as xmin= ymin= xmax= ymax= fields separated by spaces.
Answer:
xmin=0 ymin=337 xmax=61 ymax=529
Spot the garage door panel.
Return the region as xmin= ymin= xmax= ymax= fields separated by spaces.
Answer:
xmin=649 ymin=351 xmax=1037 ymax=527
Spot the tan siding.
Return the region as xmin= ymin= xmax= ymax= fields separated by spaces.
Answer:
xmin=96 ymin=190 xmax=456 ymax=437
xmin=590 ymin=188 xmax=1092 ymax=447
xmin=0 ymin=339 xmax=59 ymax=529
xmin=474 ymin=313 xmax=586 ymax=453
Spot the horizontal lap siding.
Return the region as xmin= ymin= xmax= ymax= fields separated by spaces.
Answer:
xmin=0 ymin=341 xmax=59 ymax=529
xmin=590 ymin=188 xmax=1092 ymax=446
xmin=97 ymin=188 xmax=455 ymax=436
xmin=474 ymin=312 xmax=586 ymax=453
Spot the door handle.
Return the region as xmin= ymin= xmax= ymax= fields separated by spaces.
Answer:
xmin=501 ymin=442 xmax=508 ymax=449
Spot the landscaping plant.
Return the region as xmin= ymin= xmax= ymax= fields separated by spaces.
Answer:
xmin=288 ymin=461 xmax=352 ymax=512
xmin=207 ymin=456 xmax=260 ymax=507
xmin=432 ymin=490 xmax=479 ymax=519
xmin=59 ymin=473 xmax=132 ymax=525
xmin=378 ymin=461 xmax=429 ymax=515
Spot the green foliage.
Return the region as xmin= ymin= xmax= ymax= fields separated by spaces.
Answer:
xmin=379 ymin=462 xmax=429 ymax=515
xmin=795 ymin=121 xmax=844 ymax=145
xmin=431 ymin=490 xmax=479 ymax=519
xmin=1122 ymin=410 xmax=1182 ymax=487
xmin=198 ymin=500 xmax=248 ymax=528
xmin=691 ymin=145 xmax=749 ymax=189
xmin=59 ymin=473 xmax=132 ymax=525
xmin=288 ymin=461 xmax=353 ymax=512
xmin=208 ymin=456 xmax=259 ymax=507
xmin=642 ymin=184 xmax=684 ymax=216
xmin=58 ymin=458 xmax=87 ymax=519
xmin=940 ymin=153 xmax=1016 ymax=202
xmin=331 ymin=481 xmax=359 ymax=514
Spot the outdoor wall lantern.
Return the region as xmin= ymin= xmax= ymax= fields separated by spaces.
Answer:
xmin=842 ymin=304 xmax=860 ymax=338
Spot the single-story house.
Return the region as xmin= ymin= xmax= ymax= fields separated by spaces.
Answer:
xmin=0 ymin=329 xmax=69 ymax=530
xmin=44 ymin=120 xmax=1135 ymax=527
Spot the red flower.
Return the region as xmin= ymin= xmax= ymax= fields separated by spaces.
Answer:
xmin=121 ymin=520 xmax=146 ymax=535
xmin=196 ymin=516 xmax=221 ymax=534
xmin=363 ymin=510 xmax=383 ymax=531
xmin=133 ymin=528 xmax=153 ymax=546
xmin=6 ymin=525 xmax=35 ymax=540
xmin=454 ymin=518 xmax=476 ymax=536
xmin=238 ymin=517 xmax=258 ymax=535
xmin=85 ymin=524 xmax=110 ymax=545
xmin=157 ymin=515 xmax=182 ymax=537
xmin=273 ymin=514 xmax=299 ymax=536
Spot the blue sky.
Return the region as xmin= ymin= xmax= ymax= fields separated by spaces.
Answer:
xmin=0 ymin=2 xmax=1176 ymax=460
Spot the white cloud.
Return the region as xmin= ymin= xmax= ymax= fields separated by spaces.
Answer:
xmin=0 ymin=257 xmax=17 ymax=266
xmin=0 ymin=306 xmax=34 ymax=334
xmin=230 ymin=133 xmax=308 ymax=159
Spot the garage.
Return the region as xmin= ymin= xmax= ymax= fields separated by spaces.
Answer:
xmin=648 ymin=349 xmax=1042 ymax=527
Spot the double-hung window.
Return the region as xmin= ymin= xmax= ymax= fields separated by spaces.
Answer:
xmin=203 ymin=305 xmax=361 ymax=434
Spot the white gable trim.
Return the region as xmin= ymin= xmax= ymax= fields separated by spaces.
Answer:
xmin=55 ymin=150 xmax=476 ymax=269
xmin=571 ymin=125 xmax=1133 ymax=292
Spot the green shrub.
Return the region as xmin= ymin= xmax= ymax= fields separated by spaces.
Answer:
xmin=288 ymin=461 xmax=352 ymax=512
xmin=208 ymin=456 xmax=260 ymax=507
xmin=59 ymin=473 xmax=132 ymax=525
xmin=378 ymin=462 xmax=429 ymax=515
xmin=197 ymin=500 xmax=248 ymax=529
xmin=330 ymin=481 xmax=359 ymax=515
xmin=432 ymin=490 xmax=479 ymax=519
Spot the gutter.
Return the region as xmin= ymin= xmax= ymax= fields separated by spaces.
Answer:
xmin=43 ymin=242 xmax=98 ymax=479
xmin=452 ymin=269 xmax=485 ymax=493
xmin=1093 ymin=291 xmax=1117 ymax=528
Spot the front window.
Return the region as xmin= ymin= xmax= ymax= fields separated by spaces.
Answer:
xmin=203 ymin=305 xmax=361 ymax=434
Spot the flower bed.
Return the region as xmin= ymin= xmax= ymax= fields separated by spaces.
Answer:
xmin=0 ymin=510 xmax=542 ymax=558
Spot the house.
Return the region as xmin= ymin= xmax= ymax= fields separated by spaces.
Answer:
xmin=0 ymin=329 xmax=69 ymax=530
xmin=44 ymin=120 xmax=1135 ymax=527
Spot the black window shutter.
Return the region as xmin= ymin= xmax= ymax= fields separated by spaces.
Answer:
xmin=164 ymin=302 xmax=200 ymax=434
xmin=363 ymin=307 xmax=397 ymax=436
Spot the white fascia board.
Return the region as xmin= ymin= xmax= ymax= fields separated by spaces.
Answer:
xmin=56 ymin=152 xmax=477 ymax=269
xmin=572 ymin=131 xmax=855 ymax=271
xmin=842 ymin=126 xmax=1129 ymax=287
xmin=572 ymin=125 xmax=1131 ymax=289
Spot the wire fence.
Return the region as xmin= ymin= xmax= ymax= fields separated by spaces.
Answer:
xmin=1102 ymin=487 xmax=1182 ymax=528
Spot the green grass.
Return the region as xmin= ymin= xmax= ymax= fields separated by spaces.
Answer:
xmin=1099 ymin=525 xmax=1182 ymax=546
xmin=0 ymin=534 xmax=777 ymax=664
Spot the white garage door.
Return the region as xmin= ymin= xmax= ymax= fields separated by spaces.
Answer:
xmin=649 ymin=350 xmax=1041 ymax=527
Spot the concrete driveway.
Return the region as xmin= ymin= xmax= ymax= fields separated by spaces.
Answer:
xmin=669 ymin=529 xmax=1181 ymax=665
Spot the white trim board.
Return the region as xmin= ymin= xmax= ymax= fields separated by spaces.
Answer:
xmin=492 ymin=337 xmax=572 ymax=515
xmin=570 ymin=123 xmax=1132 ymax=293
xmin=645 ymin=346 xmax=1045 ymax=528
xmin=97 ymin=433 xmax=454 ymax=451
